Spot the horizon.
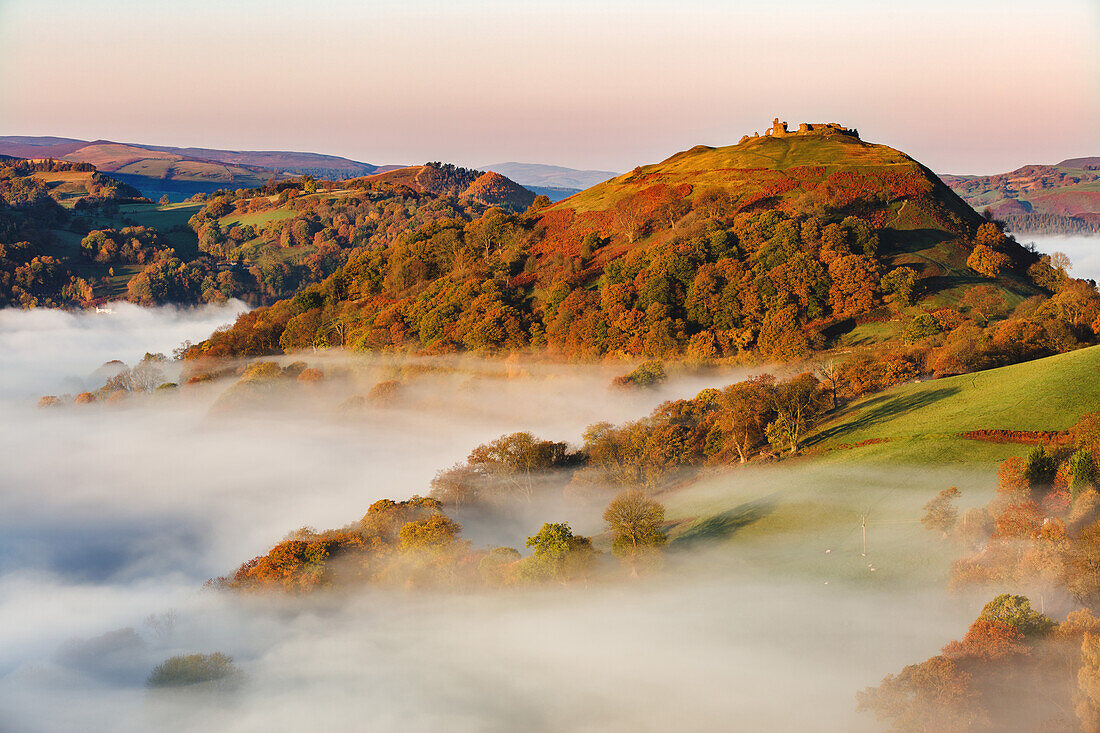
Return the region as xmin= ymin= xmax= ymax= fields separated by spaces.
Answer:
xmin=2 ymin=0 xmax=1097 ymax=175
xmin=0 ymin=130 xmax=1097 ymax=178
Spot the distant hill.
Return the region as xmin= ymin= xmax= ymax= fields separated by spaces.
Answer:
xmin=480 ymin=162 xmax=617 ymax=191
xmin=0 ymin=156 xmax=507 ymax=308
xmin=523 ymin=185 xmax=582 ymax=203
xmin=479 ymin=162 xmax=618 ymax=202
xmin=942 ymin=159 xmax=1100 ymax=236
xmin=0 ymin=136 xmax=389 ymax=202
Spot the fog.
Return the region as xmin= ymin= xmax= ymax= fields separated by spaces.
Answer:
xmin=0 ymin=300 xmax=250 ymax=400
xmin=1024 ymin=234 xmax=1100 ymax=282
xmin=0 ymin=304 xmax=982 ymax=732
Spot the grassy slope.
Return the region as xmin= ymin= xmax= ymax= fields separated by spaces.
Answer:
xmin=809 ymin=343 xmax=1100 ymax=459
xmin=559 ymin=133 xmax=928 ymax=213
xmin=660 ymin=346 xmax=1100 ymax=583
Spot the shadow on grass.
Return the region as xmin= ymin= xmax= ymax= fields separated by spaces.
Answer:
xmin=806 ymin=386 xmax=960 ymax=446
xmin=670 ymin=496 xmax=777 ymax=551
xmin=878 ymin=226 xmax=953 ymax=256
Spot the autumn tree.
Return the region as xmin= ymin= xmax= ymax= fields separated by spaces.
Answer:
xmin=1078 ymin=633 xmax=1100 ymax=730
xmin=612 ymin=195 xmax=645 ymax=243
xmin=716 ymin=375 xmax=775 ymax=462
xmin=922 ymin=487 xmax=961 ymax=537
xmin=764 ymin=373 xmax=827 ymax=455
xmin=463 ymin=432 xmax=574 ymax=502
xmin=603 ymin=490 xmax=667 ymax=573
xmin=1064 ymin=520 xmax=1100 ymax=607
xmin=857 ymin=655 xmax=986 ymax=732
xmin=398 ymin=513 xmax=462 ymax=553
xmin=967 ymin=244 xmax=1010 ymax=278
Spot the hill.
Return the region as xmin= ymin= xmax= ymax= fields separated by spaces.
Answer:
xmin=942 ymin=159 xmax=1100 ymax=236
xmin=185 ymin=120 xmax=1091 ymax=365
xmin=0 ymin=136 xmax=388 ymax=202
xmin=806 ymin=343 xmax=1100 ymax=465
xmin=480 ymin=162 xmax=618 ymax=200
xmin=0 ymin=158 xmax=504 ymax=308
xmin=359 ymin=163 xmax=536 ymax=210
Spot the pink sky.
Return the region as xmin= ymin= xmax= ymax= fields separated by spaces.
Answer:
xmin=1 ymin=0 xmax=1097 ymax=173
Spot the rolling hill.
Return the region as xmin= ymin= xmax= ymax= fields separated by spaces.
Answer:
xmin=942 ymin=158 xmax=1100 ymax=235
xmin=0 ymin=136 xmax=391 ymax=202
xmin=806 ymin=343 xmax=1100 ymax=465
xmin=531 ymin=120 xmax=1023 ymax=294
xmin=358 ymin=163 xmax=536 ymax=210
xmin=187 ymin=120 xmax=1067 ymax=363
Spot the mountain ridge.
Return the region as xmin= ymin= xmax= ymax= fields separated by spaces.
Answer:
xmin=0 ymin=136 xmax=392 ymax=201
xmin=941 ymin=158 xmax=1100 ymax=235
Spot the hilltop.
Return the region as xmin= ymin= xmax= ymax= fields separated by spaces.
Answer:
xmin=358 ymin=163 xmax=536 ymax=210
xmin=545 ymin=118 xmax=980 ymax=243
xmin=0 ymin=136 xmax=390 ymax=202
xmin=185 ymin=121 xmax=1093 ymax=366
xmin=942 ymin=158 xmax=1100 ymax=235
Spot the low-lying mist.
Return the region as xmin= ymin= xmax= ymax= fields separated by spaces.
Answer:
xmin=1024 ymin=234 xmax=1100 ymax=282
xmin=0 ymin=303 xmax=981 ymax=732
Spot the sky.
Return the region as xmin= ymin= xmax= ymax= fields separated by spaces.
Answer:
xmin=1 ymin=0 xmax=1098 ymax=173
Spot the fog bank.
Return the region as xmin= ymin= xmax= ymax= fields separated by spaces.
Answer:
xmin=0 ymin=300 xmax=248 ymax=400
xmin=0 ymin=304 xmax=979 ymax=732
xmin=1024 ymin=234 xmax=1100 ymax=282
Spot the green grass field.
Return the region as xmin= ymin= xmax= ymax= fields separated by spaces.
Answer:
xmin=656 ymin=346 xmax=1100 ymax=583
xmin=809 ymin=344 xmax=1100 ymax=457
xmin=220 ymin=207 xmax=296 ymax=228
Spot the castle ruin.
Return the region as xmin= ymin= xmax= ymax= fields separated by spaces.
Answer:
xmin=739 ymin=118 xmax=859 ymax=144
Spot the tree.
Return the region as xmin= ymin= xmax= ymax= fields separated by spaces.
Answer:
xmin=603 ymin=490 xmax=667 ymax=573
xmin=147 ymin=652 xmax=240 ymax=690
xmin=764 ymin=374 xmax=827 ymax=455
xmin=716 ymin=375 xmax=775 ymax=462
xmin=976 ymin=593 xmax=1055 ymax=637
xmin=757 ymin=305 xmax=809 ymax=360
xmin=814 ymin=360 xmax=842 ymax=410
xmin=922 ymin=487 xmax=961 ymax=537
xmin=398 ymin=513 xmax=462 ymax=552
xmin=967 ymin=244 xmax=1010 ymax=278
xmin=130 ymin=355 xmax=166 ymax=392
xmin=1070 ymin=450 xmax=1097 ymax=499
xmin=827 ymin=253 xmax=879 ymax=316
xmin=520 ymin=522 xmax=596 ymax=584
xmin=1078 ymin=633 xmax=1100 ymax=730
xmin=612 ymin=195 xmax=645 ymax=243
xmin=465 ymin=432 xmax=572 ymax=501
xmin=903 ymin=313 xmax=942 ymax=343
xmin=881 ymin=267 xmax=918 ymax=307
xmin=611 ymin=360 xmax=666 ymax=389
xmin=1064 ymin=520 xmax=1100 ymax=606
xmin=857 ymin=655 xmax=986 ymax=732
xmin=1023 ymin=445 xmax=1057 ymax=491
